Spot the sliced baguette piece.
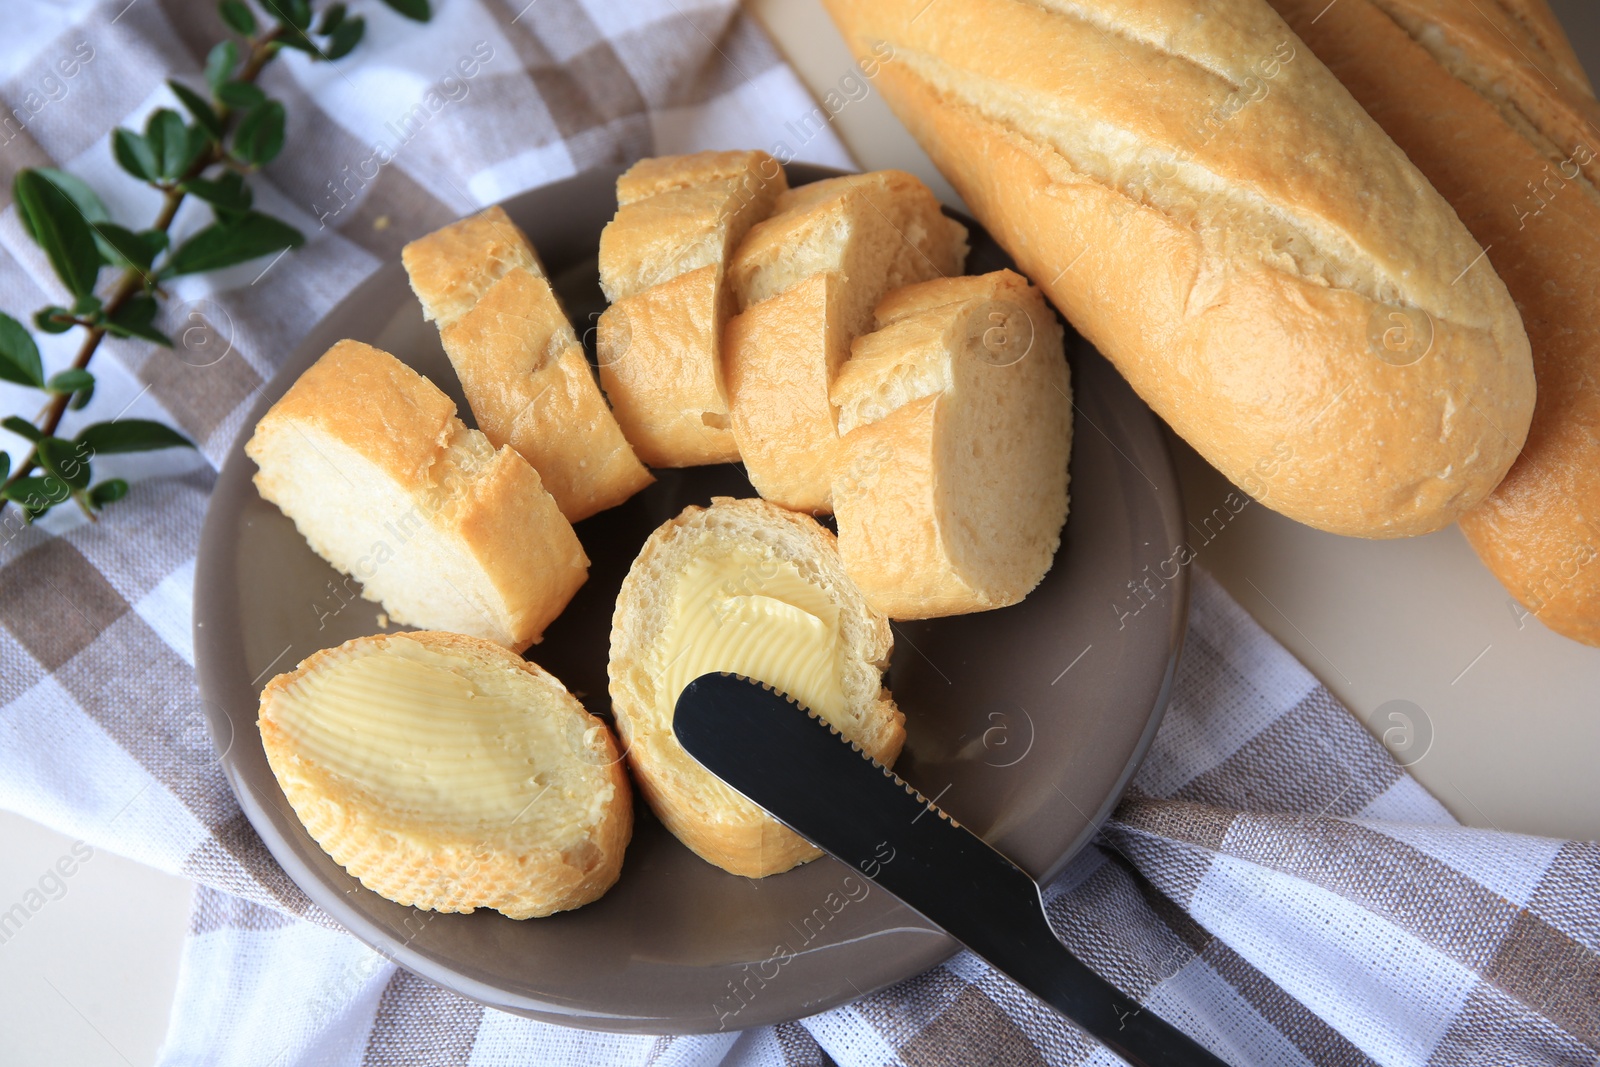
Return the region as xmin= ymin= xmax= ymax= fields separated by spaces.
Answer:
xmin=608 ymin=497 xmax=903 ymax=877
xmin=259 ymin=631 xmax=631 ymax=919
xmin=832 ymin=270 xmax=1072 ymax=618
xmin=404 ymin=207 xmax=652 ymax=522
xmin=1264 ymin=0 xmax=1600 ymax=641
xmin=724 ymin=170 xmax=969 ymax=513
xmin=400 ymin=206 xmax=537 ymax=330
xmin=820 ymin=0 xmax=1535 ymax=538
xmin=596 ymin=151 xmax=788 ymax=467
xmin=245 ymin=340 xmax=588 ymax=652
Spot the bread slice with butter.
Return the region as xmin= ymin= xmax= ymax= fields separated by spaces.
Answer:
xmin=832 ymin=271 xmax=1072 ymax=618
xmin=724 ymin=170 xmax=969 ymax=513
xmin=259 ymin=631 xmax=631 ymax=919
xmin=246 ymin=339 xmax=588 ymax=652
xmin=596 ymin=150 xmax=788 ymax=467
xmin=608 ymin=496 xmax=903 ymax=877
xmin=403 ymin=206 xmax=652 ymax=522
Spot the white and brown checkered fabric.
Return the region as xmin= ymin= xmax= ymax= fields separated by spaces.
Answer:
xmin=2 ymin=1 xmax=1597 ymax=1065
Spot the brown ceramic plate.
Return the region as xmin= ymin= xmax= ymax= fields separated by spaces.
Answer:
xmin=193 ymin=164 xmax=1188 ymax=1033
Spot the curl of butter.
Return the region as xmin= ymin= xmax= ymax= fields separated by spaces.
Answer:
xmin=659 ymin=547 xmax=846 ymax=724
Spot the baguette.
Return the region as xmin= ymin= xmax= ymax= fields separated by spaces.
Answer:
xmin=820 ymin=0 xmax=1536 ymax=538
xmin=403 ymin=207 xmax=652 ymax=522
xmin=832 ymin=270 xmax=1072 ymax=618
xmin=724 ymin=170 xmax=969 ymax=513
xmin=596 ymin=151 xmax=787 ymax=467
xmin=245 ymin=340 xmax=588 ymax=652
xmin=1265 ymin=0 xmax=1600 ymax=641
xmin=607 ymin=497 xmax=903 ymax=877
xmin=259 ymin=631 xmax=631 ymax=919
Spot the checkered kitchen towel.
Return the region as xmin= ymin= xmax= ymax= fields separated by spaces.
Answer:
xmin=2 ymin=0 xmax=1597 ymax=1064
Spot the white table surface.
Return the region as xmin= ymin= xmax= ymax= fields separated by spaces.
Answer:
xmin=4 ymin=2 xmax=1597 ymax=1062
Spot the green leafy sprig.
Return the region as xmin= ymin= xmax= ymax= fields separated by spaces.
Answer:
xmin=0 ymin=0 xmax=431 ymax=523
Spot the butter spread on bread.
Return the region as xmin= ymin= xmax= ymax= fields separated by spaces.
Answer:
xmin=404 ymin=206 xmax=652 ymax=522
xmin=1267 ymin=0 xmax=1600 ymax=643
xmin=608 ymin=497 xmax=903 ymax=877
xmin=259 ymin=631 xmax=630 ymax=919
xmin=724 ymin=170 xmax=969 ymax=513
xmin=833 ymin=270 xmax=1072 ymax=618
xmin=246 ymin=340 xmax=588 ymax=652
xmin=596 ymin=151 xmax=788 ymax=467
xmin=821 ymin=0 xmax=1535 ymax=538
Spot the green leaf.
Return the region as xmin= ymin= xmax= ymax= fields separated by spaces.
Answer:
xmin=13 ymin=169 xmax=101 ymax=298
xmin=163 ymin=211 xmax=303 ymax=276
xmin=379 ymin=0 xmax=431 ymax=21
xmin=182 ymin=172 xmax=252 ymax=217
xmin=262 ymin=0 xmax=312 ymax=29
xmin=71 ymin=293 xmax=102 ymax=316
xmin=317 ymin=2 xmax=347 ymax=33
xmin=89 ymin=222 xmax=157 ymax=273
xmin=27 ymin=169 xmax=128 ymax=266
xmin=3 ymin=416 xmax=43 ymax=442
xmin=33 ymin=307 xmax=76 ymax=335
xmin=0 ymin=452 xmax=9 ymax=483
xmin=113 ymin=128 xmax=159 ymax=182
xmin=38 ymin=437 xmax=91 ymax=490
xmin=145 ymin=108 xmax=195 ymax=179
xmin=232 ymin=101 xmax=285 ymax=165
xmin=32 ymin=169 xmax=110 ymax=228
xmin=0 ymin=313 xmax=44 ymax=388
xmin=4 ymin=475 xmax=71 ymax=511
xmin=324 ymin=16 xmax=364 ymax=60
xmin=89 ymin=479 xmax=128 ymax=507
xmin=47 ymin=369 xmax=94 ymax=395
xmin=69 ymin=379 xmax=95 ymax=410
xmin=103 ymin=295 xmax=173 ymax=346
xmin=137 ymin=228 xmax=170 ymax=263
xmin=205 ymin=40 xmax=238 ymax=95
xmin=276 ymin=28 xmax=321 ymax=56
xmin=217 ymin=81 xmax=266 ymax=110
xmin=218 ymin=0 xmax=257 ymax=36
xmin=77 ymin=419 xmax=195 ymax=455
xmin=169 ymin=79 xmax=223 ymax=140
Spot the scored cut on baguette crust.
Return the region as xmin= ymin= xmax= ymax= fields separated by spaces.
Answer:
xmin=820 ymin=0 xmax=1536 ymax=539
xmin=597 ymin=151 xmax=788 ymax=467
xmin=246 ymin=340 xmax=588 ymax=652
xmin=1265 ymin=0 xmax=1600 ymax=643
xmin=724 ymin=170 xmax=969 ymax=513
xmin=607 ymin=497 xmax=904 ymax=877
xmin=404 ymin=206 xmax=652 ymax=522
xmin=832 ymin=270 xmax=1072 ymax=618
xmin=259 ymin=631 xmax=631 ymax=919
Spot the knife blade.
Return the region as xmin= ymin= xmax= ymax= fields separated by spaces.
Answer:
xmin=673 ymin=672 xmax=1230 ymax=1067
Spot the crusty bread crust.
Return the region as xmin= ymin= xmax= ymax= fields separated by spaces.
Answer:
xmin=401 ymin=206 xmax=540 ymax=330
xmin=607 ymin=497 xmax=903 ymax=877
xmin=1266 ymin=0 xmax=1600 ymax=642
xmin=405 ymin=209 xmax=651 ymax=522
xmin=832 ymin=271 xmax=1072 ymax=618
xmin=439 ymin=267 xmax=653 ymax=521
xmin=246 ymin=340 xmax=588 ymax=652
xmin=724 ymin=170 xmax=969 ymax=513
xmin=259 ymin=631 xmax=632 ymax=919
xmin=597 ymin=151 xmax=787 ymax=467
xmin=821 ymin=0 xmax=1535 ymax=539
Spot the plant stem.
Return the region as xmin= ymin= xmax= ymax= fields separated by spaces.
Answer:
xmin=1 ymin=26 xmax=284 ymax=510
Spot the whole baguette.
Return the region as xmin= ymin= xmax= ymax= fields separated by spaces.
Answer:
xmin=821 ymin=0 xmax=1536 ymax=538
xmin=1266 ymin=0 xmax=1600 ymax=643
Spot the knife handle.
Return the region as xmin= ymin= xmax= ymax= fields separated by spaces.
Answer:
xmin=995 ymin=904 xmax=1231 ymax=1067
